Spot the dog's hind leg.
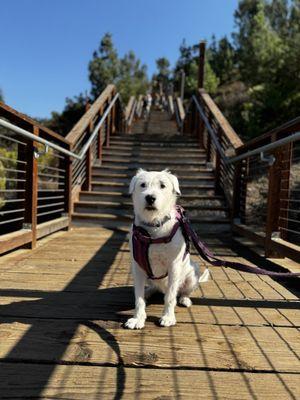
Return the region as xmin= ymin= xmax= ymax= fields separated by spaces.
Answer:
xmin=178 ymin=262 xmax=200 ymax=307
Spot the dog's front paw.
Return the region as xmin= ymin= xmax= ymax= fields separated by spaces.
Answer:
xmin=125 ymin=317 xmax=145 ymax=329
xmin=159 ymin=314 xmax=176 ymax=327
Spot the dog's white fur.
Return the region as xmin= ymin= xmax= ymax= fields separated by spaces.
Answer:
xmin=125 ymin=169 xmax=209 ymax=329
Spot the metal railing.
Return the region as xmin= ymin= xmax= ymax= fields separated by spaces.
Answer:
xmin=0 ymin=84 xmax=129 ymax=254
xmin=182 ymin=88 xmax=300 ymax=263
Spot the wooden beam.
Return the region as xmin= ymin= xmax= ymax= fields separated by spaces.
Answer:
xmin=199 ymin=90 xmax=243 ymax=149
xmin=198 ymin=41 xmax=206 ymax=89
xmin=23 ymin=126 xmax=39 ymax=249
xmin=36 ymin=216 xmax=69 ymax=239
xmin=0 ymin=230 xmax=32 ymax=255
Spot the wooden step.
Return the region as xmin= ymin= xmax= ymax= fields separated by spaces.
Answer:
xmin=74 ymin=199 xmax=228 ymax=213
xmin=109 ymin=140 xmax=200 ymax=148
xmin=92 ymin=164 xmax=213 ymax=175
xmin=103 ymin=148 xmax=206 ymax=160
xmin=91 ymin=181 xmax=215 ymax=193
xmin=91 ymin=175 xmax=215 ymax=184
xmin=79 ymin=190 xmax=225 ymax=202
xmin=105 ymin=145 xmax=205 ymax=153
xmin=91 ymin=171 xmax=215 ymax=181
xmin=101 ymin=157 xmax=206 ymax=165
xmin=72 ymin=210 xmax=230 ymax=224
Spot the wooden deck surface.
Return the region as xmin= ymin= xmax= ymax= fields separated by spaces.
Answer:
xmin=0 ymin=226 xmax=299 ymax=399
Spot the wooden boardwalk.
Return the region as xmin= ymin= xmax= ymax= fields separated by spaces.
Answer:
xmin=0 ymin=226 xmax=299 ymax=399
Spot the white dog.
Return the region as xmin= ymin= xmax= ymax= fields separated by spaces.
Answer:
xmin=125 ymin=169 xmax=209 ymax=329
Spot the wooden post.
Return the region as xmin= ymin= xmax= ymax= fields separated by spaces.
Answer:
xmin=97 ymin=106 xmax=103 ymax=162
xmin=265 ymin=142 xmax=285 ymax=258
xmin=206 ymin=114 xmax=212 ymax=163
xmin=83 ymin=103 xmax=92 ymax=191
xmin=105 ymin=98 xmax=111 ymax=148
xmin=198 ymin=41 xmax=206 ymax=89
xmin=214 ymin=127 xmax=222 ymax=194
xmin=23 ymin=125 xmax=39 ymax=248
xmin=231 ymin=159 xmax=247 ymax=223
xmin=64 ymin=153 xmax=72 ymax=225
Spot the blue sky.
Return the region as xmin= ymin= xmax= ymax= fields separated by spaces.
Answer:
xmin=0 ymin=0 xmax=238 ymax=119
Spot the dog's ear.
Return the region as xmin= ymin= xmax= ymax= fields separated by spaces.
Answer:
xmin=129 ymin=169 xmax=146 ymax=194
xmin=165 ymin=170 xmax=181 ymax=195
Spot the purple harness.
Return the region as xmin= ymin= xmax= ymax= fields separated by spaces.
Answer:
xmin=132 ymin=206 xmax=300 ymax=280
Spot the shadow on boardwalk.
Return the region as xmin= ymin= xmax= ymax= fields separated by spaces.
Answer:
xmin=0 ymin=230 xmax=132 ymax=399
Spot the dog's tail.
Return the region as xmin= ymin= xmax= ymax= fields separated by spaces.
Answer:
xmin=199 ymin=268 xmax=210 ymax=283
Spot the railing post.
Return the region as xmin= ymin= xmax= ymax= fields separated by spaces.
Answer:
xmin=83 ymin=103 xmax=92 ymax=191
xmin=62 ymin=151 xmax=72 ymax=225
xmin=265 ymin=141 xmax=286 ymax=258
xmin=231 ymin=159 xmax=247 ymax=224
xmin=97 ymin=106 xmax=103 ymax=163
xmin=23 ymin=125 xmax=39 ymax=248
xmin=105 ymin=97 xmax=112 ymax=148
xmin=206 ymin=114 xmax=212 ymax=163
xmin=198 ymin=41 xmax=206 ymax=89
xmin=215 ymin=127 xmax=222 ymax=194
xmin=197 ymin=94 xmax=205 ymax=147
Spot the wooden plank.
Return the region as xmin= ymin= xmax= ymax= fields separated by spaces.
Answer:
xmin=0 ymin=319 xmax=299 ymax=372
xmin=36 ymin=216 xmax=69 ymax=239
xmin=199 ymin=90 xmax=243 ymax=149
xmin=0 ymin=229 xmax=32 ymax=255
xmin=270 ymin=238 xmax=300 ymax=264
xmin=1 ymin=362 xmax=299 ymax=400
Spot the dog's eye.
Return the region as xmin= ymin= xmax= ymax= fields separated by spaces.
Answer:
xmin=140 ymin=183 xmax=146 ymax=188
xmin=160 ymin=183 xmax=166 ymax=189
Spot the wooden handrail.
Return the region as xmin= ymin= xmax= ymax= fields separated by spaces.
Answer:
xmin=198 ymin=89 xmax=243 ymax=149
xmin=125 ymin=96 xmax=136 ymax=120
xmin=66 ymin=84 xmax=116 ymax=145
xmin=176 ymin=97 xmax=185 ymax=122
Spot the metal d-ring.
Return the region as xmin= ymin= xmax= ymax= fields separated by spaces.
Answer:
xmin=260 ymin=151 xmax=275 ymax=166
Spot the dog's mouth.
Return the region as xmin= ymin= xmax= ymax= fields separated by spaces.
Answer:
xmin=145 ymin=205 xmax=157 ymax=211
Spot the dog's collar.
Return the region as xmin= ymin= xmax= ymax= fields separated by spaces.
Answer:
xmin=138 ymin=214 xmax=172 ymax=228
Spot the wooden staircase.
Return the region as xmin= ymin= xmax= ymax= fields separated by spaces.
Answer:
xmin=72 ymin=110 xmax=230 ymax=234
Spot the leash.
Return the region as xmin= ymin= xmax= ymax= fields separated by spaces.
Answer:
xmin=177 ymin=206 xmax=300 ymax=278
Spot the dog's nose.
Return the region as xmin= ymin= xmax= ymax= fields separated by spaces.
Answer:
xmin=145 ymin=195 xmax=156 ymax=205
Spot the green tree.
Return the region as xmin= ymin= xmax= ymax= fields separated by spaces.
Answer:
xmin=88 ymin=33 xmax=120 ymax=99
xmin=89 ymin=33 xmax=148 ymax=103
xmin=0 ymin=89 xmax=3 ymax=102
xmin=209 ymin=35 xmax=236 ymax=84
xmin=152 ymin=57 xmax=171 ymax=93
xmin=118 ymin=51 xmax=148 ymax=102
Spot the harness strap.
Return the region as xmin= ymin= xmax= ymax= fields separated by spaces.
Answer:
xmin=132 ymin=221 xmax=184 ymax=280
xmin=177 ymin=207 xmax=300 ymax=278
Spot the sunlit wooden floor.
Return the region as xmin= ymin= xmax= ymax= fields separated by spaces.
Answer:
xmin=0 ymin=226 xmax=299 ymax=399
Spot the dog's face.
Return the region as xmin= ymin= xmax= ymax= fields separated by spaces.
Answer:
xmin=129 ymin=169 xmax=180 ymax=222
